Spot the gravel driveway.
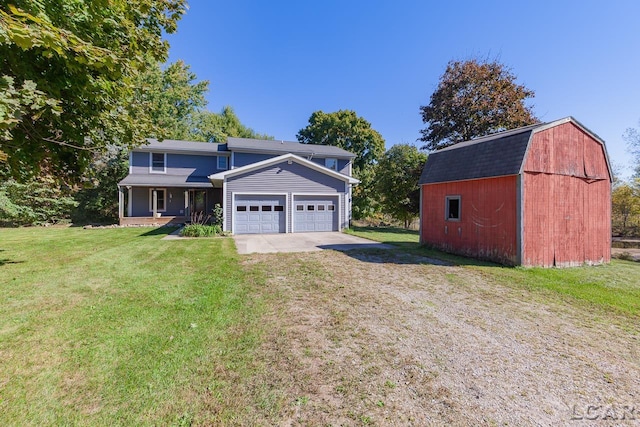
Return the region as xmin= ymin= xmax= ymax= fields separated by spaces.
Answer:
xmin=242 ymin=249 xmax=640 ymax=426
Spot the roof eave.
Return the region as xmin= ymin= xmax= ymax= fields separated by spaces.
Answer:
xmin=228 ymin=146 xmax=356 ymax=159
xmin=208 ymin=153 xmax=359 ymax=185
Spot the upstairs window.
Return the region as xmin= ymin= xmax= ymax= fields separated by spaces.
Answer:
xmin=445 ymin=196 xmax=461 ymax=221
xmin=217 ymin=156 xmax=228 ymax=170
xmin=325 ymin=158 xmax=338 ymax=171
xmin=150 ymin=152 xmax=166 ymax=173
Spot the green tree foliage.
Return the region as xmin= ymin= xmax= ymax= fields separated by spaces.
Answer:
xmin=612 ymin=181 xmax=640 ymax=235
xmin=134 ymin=62 xmax=271 ymax=142
xmin=0 ymin=1 xmax=186 ymax=181
xmin=0 ymin=178 xmax=77 ymax=226
xmin=376 ymin=144 xmax=428 ymax=228
xmin=192 ymin=106 xmax=273 ymax=142
xmin=297 ymin=110 xmax=385 ymax=219
xmin=420 ymin=59 xmax=538 ymax=151
xmin=71 ymin=149 xmax=128 ymax=224
xmin=297 ymin=110 xmax=385 ymax=171
xmin=136 ymin=60 xmax=209 ymax=141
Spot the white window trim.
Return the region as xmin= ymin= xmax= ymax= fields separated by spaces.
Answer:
xmin=445 ymin=195 xmax=461 ymax=221
xmin=217 ymin=155 xmax=229 ymax=170
xmin=148 ymin=188 xmax=167 ymax=212
xmin=325 ymin=157 xmax=338 ymax=171
xmin=149 ymin=152 xmax=167 ymax=174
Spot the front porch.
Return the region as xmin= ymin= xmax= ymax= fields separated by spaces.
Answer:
xmin=119 ymin=216 xmax=188 ymax=226
xmin=117 ymin=184 xmax=222 ymax=226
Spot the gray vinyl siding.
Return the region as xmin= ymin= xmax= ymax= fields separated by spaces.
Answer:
xmin=130 ymin=151 xmax=226 ymax=176
xmin=232 ymin=152 xmax=274 ymax=168
xmin=225 ymin=161 xmax=347 ymax=232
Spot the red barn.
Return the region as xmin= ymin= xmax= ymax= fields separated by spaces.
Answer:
xmin=419 ymin=117 xmax=612 ymax=267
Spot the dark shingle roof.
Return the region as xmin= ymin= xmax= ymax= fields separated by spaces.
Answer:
xmin=119 ymin=174 xmax=212 ymax=188
xmin=137 ymin=139 xmax=226 ymax=153
xmin=227 ymin=137 xmax=356 ymax=158
xmin=419 ymin=124 xmax=542 ymax=184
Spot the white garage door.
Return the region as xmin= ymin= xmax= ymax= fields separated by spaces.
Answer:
xmin=293 ymin=195 xmax=339 ymax=232
xmin=235 ymin=195 xmax=286 ymax=234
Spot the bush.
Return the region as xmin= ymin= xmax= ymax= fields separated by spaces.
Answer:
xmin=212 ymin=203 xmax=223 ymax=227
xmin=71 ymin=149 xmax=128 ymax=225
xmin=180 ymin=224 xmax=221 ymax=237
xmin=0 ymin=179 xmax=78 ymax=226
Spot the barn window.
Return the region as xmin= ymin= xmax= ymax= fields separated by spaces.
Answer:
xmin=445 ymin=196 xmax=461 ymax=221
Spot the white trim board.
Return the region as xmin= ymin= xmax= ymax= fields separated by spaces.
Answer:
xmin=209 ymin=153 xmax=359 ymax=185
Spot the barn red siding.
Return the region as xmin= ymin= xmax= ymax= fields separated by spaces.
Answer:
xmin=420 ymin=176 xmax=518 ymax=264
xmin=522 ymin=123 xmax=611 ymax=267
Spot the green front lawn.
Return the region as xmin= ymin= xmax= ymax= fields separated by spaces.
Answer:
xmin=348 ymin=225 xmax=640 ymax=319
xmin=2 ymin=225 xmax=639 ymax=425
xmin=0 ymin=227 xmax=268 ymax=425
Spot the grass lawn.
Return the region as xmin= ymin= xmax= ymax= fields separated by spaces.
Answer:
xmin=2 ymin=225 xmax=639 ymax=425
xmin=0 ymin=226 xmax=272 ymax=425
xmin=348 ymin=225 xmax=640 ymax=319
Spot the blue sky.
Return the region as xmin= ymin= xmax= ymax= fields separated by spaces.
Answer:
xmin=167 ymin=1 xmax=640 ymax=179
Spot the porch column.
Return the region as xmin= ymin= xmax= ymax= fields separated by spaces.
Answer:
xmin=127 ymin=187 xmax=132 ymax=217
xmin=184 ymin=190 xmax=189 ymax=218
xmin=118 ymin=187 xmax=124 ymax=218
xmin=152 ymin=189 xmax=158 ymax=218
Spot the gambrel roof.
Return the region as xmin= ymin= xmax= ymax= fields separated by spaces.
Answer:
xmin=419 ymin=117 xmax=611 ymax=184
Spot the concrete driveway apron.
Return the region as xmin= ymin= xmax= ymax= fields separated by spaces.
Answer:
xmin=233 ymin=232 xmax=394 ymax=254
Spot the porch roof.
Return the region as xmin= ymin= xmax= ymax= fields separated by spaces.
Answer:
xmin=118 ymin=174 xmax=212 ymax=188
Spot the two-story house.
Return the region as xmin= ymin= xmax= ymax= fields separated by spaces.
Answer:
xmin=117 ymin=137 xmax=359 ymax=234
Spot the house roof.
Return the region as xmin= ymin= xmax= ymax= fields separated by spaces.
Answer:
xmin=208 ymin=153 xmax=360 ymax=185
xmin=227 ymin=137 xmax=356 ymax=158
xmin=419 ymin=117 xmax=611 ymax=184
xmin=135 ymin=139 xmax=227 ymax=155
xmin=118 ymin=174 xmax=212 ymax=188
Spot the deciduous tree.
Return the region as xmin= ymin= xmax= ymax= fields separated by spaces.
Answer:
xmin=0 ymin=1 xmax=186 ymax=181
xmin=420 ymin=59 xmax=538 ymax=151
xmin=376 ymin=144 xmax=427 ymax=228
xmin=136 ymin=60 xmax=209 ymax=141
xmin=624 ymin=120 xmax=640 ymax=177
xmin=297 ymin=110 xmax=385 ymax=218
xmin=612 ymin=181 xmax=640 ymax=234
xmin=192 ymin=106 xmax=273 ymax=142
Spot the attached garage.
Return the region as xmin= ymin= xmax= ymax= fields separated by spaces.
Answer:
xmin=234 ymin=194 xmax=286 ymax=234
xmin=208 ymin=153 xmax=359 ymax=234
xmin=293 ymin=195 xmax=339 ymax=232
